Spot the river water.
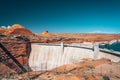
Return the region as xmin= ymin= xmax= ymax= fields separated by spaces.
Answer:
xmin=99 ymin=42 xmax=120 ymax=52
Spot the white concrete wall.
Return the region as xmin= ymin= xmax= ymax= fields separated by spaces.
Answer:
xmin=29 ymin=44 xmax=120 ymax=71
xmin=29 ymin=44 xmax=94 ymax=71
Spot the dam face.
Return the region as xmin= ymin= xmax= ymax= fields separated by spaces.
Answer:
xmin=29 ymin=44 xmax=94 ymax=71
xmin=29 ymin=43 xmax=120 ymax=71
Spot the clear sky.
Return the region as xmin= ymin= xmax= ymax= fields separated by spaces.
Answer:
xmin=0 ymin=0 xmax=120 ymax=33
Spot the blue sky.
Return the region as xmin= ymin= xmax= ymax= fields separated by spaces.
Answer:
xmin=0 ymin=0 xmax=120 ymax=33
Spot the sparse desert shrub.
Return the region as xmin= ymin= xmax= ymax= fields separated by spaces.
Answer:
xmin=103 ymin=75 xmax=110 ymax=80
xmin=54 ymin=72 xmax=62 ymax=75
xmin=87 ymin=66 xmax=95 ymax=69
xmin=115 ymin=75 xmax=120 ymax=78
xmin=83 ymin=75 xmax=88 ymax=80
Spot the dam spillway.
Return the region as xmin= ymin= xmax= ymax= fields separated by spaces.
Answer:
xmin=29 ymin=43 xmax=120 ymax=71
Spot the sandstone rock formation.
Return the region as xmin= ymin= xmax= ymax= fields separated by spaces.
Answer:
xmin=37 ymin=33 xmax=120 ymax=43
xmin=0 ymin=36 xmax=31 ymax=76
xmin=0 ymin=62 xmax=16 ymax=77
xmin=3 ymin=24 xmax=34 ymax=36
xmin=41 ymin=30 xmax=49 ymax=35
xmin=19 ymin=58 xmax=120 ymax=80
xmin=0 ymin=28 xmax=6 ymax=34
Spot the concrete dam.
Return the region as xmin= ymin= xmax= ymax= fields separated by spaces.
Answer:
xmin=29 ymin=43 xmax=120 ymax=71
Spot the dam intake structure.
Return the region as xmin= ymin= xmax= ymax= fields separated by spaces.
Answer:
xmin=29 ymin=42 xmax=120 ymax=71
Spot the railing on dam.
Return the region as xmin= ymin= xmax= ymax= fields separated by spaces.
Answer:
xmin=33 ymin=43 xmax=93 ymax=49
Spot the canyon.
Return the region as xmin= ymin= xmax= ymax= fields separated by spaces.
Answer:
xmin=0 ymin=24 xmax=120 ymax=80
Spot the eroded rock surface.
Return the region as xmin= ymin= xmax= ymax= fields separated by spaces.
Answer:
xmin=0 ymin=36 xmax=31 ymax=76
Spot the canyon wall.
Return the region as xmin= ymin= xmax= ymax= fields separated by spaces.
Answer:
xmin=0 ymin=36 xmax=31 ymax=74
